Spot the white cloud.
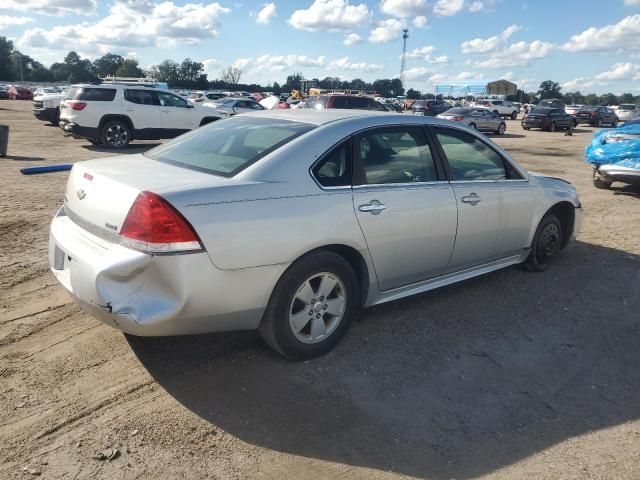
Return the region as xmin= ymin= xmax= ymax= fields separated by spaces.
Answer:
xmin=594 ymin=62 xmax=640 ymax=80
xmin=0 ymin=15 xmax=33 ymax=28
xmin=344 ymin=32 xmax=363 ymax=45
xmin=468 ymin=1 xmax=484 ymax=12
xmin=455 ymin=71 xmax=475 ymax=80
xmin=461 ymin=24 xmax=522 ymax=53
xmin=202 ymin=58 xmax=221 ymax=76
xmin=328 ymin=57 xmax=383 ymax=72
xmin=561 ymin=77 xmax=598 ymax=90
xmin=233 ymin=58 xmax=251 ymax=69
xmin=471 ymin=40 xmax=554 ymax=68
xmin=624 ymin=0 xmax=640 ymax=5
xmin=369 ymin=18 xmax=405 ymax=43
xmin=288 ymin=0 xmax=370 ymax=31
xmin=432 ymin=55 xmax=451 ymax=64
xmin=252 ymin=54 xmax=326 ymax=71
xmin=413 ymin=15 xmax=428 ymax=28
xmin=428 ymin=73 xmax=449 ymax=83
xmin=433 ymin=0 xmax=465 ymax=16
xmin=17 ymin=2 xmax=231 ymax=53
xmin=254 ymin=2 xmax=276 ymax=24
xmin=0 ymin=0 xmax=96 ymax=16
xmin=405 ymin=45 xmax=436 ymax=60
xmin=563 ymin=15 xmax=640 ymax=52
xmin=380 ymin=0 xmax=428 ymax=17
xmin=404 ymin=66 xmax=430 ymax=80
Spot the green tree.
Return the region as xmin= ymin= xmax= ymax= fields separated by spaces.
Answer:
xmin=406 ymin=88 xmax=421 ymax=99
xmin=619 ymin=93 xmax=635 ymax=104
xmin=221 ymin=66 xmax=242 ymax=86
xmin=537 ymin=80 xmax=562 ymax=99
xmin=0 ymin=37 xmax=15 ymax=81
xmin=115 ymin=58 xmax=143 ymax=77
xmin=62 ymin=51 xmax=97 ymax=83
xmin=599 ymin=93 xmax=618 ymax=106
xmin=93 ymin=53 xmax=124 ymax=77
xmin=584 ymin=93 xmax=599 ymax=105
xmin=283 ymin=72 xmax=303 ymax=92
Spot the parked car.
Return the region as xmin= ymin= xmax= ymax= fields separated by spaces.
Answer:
xmin=7 ymin=86 xmax=34 ymax=100
xmin=189 ymin=91 xmax=227 ymax=103
xmin=521 ymin=107 xmax=574 ymax=132
xmin=474 ymin=100 xmax=519 ymax=119
xmin=565 ymin=104 xmax=583 ymax=115
xmin=537 ymin=99 xmax=565 ymax=109
xmin=412 ymin=99 xmax=452 ymax=116
xmin=586 ymin=124 xmax=640 ymax=189
xmin=33 ymin=88 xmax=67 ymax=124
xmin=437 ymin=107 xmax=506 ymax=134
xmin=574 ymin=106 xmax=618 ymax=128
xmin=49 ymin=110 xmax=582 ymax=359
xmin=308 ymin=95 xmax=387 ymax=111
xmin=0 ymin=86 xmax=8 ymax=100
xmin=59 ymin=83 xmax=223 ymax=148
xmin=615 ymin=104 xmax=639 ymax=122
xmin=201 ymin=97 xmax=265 ymax=115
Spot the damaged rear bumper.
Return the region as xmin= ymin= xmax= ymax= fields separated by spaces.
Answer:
xmin=49 ymin=213 xmax=286 ymax=336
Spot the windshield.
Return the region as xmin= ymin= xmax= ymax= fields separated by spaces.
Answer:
xmin=145 ymin=117 xmax=315 ymax=177
xmin=529 ymin=108 xmax=551 ymax=115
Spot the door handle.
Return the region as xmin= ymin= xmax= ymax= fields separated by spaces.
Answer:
xmin=358 ymin=201 xmax=386 ymax=215
xmin=461 ymin=193 xmax=481 ymax=205
xmin=125 ymin=108 xmax=134 ymax=112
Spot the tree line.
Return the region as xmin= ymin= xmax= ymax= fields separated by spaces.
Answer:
xmin=2 ymin=37 xmax=639 ymax=103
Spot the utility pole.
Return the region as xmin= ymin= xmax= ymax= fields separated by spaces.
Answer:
xmin=400 ymin=29 xmax=408 ymax=86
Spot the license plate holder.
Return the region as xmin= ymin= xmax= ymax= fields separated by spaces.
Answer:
xmin=54 ymin=245 xmax=65 ymax=270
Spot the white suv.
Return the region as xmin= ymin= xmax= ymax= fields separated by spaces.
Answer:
xmin=59 ymin=83 xmax=223 ymax=148
xmin=475 ymin=100 xmax=519 ymax=119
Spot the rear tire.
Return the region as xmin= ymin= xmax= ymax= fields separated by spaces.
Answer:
xmin=524 ymin=213 xmax=562 ymax=272
xmin=88 ymin=138 xmax=102 ymax=145
xmin=258 ymin=251 xmax=359 ymax=360
xmin=612 ymin=119 xmax=618 ymax=128
xmin=549 ymin=122 xmax=557 ymax=132
xmin=493 ymin=110 xmax=499 ymax=116
xmin=100 ymin=120 xmax=131 ymax=149
xmin=469 ymin=123 xmax=477 ymax=130
xmin=510 ymin=111 xmax=518 ymax=120
xmin=593 ymin=177 xmax=613 ymax=189
xmin=523 ymin=127 xmax=531 ymax=130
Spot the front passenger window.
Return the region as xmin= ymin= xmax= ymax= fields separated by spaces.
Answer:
xmin=435 ymin=128 xmax=510 ymax=181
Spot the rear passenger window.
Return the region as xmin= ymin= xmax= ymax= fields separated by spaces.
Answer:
xmin=332 ymin=97 xmax=348 ymax=108
xmin=124 ymin=89 xmax=159 ymax=105
xmin=435 ymin=128 xmax=519 ymax=181
xmin=356 ymin=127 xmax=438 ymax=185
xmin=312 ymin=140 xmax=352 ymax=187
xmin=77 ymin=88 xmax=116 ymax=101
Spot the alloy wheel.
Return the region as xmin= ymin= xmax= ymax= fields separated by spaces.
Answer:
xmin=105 ymin=124 xmax=129 ymax=146
xmin=288 ymin=272 xmax=346 ymax=344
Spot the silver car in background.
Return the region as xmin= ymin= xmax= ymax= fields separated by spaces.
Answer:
xmin=49 ymin=110 xmax=583 ymax=359
xmin=437 ymin=107 xmax=507 ymax=134
xmin=616 ymin=104 xmax=639 ymax=122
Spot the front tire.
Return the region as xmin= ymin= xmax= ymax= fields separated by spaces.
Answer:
xmin=549 ymin=122 xmax=557 ymax=132
xmin=100 ymin=120 xmax=131 ymax=148
xmin=510 ymin=111 xmax=518 ymax=120
xmin=496 ymin=123 xmax=506 ymax=135
xmin=524 ymin=214 xmax=562 ymax=272
xmin=469 ymin=123 xmax=477 ymax=130
xmin=593 ymin=177 xmax=613 ymax=189
xmin=259 ymin=251 xmax=359 ymax=360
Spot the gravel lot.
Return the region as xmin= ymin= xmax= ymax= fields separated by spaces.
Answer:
xmin=1 ymin=100 xmax=639 ymax=480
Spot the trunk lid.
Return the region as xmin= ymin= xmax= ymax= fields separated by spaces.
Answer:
xmin=64 ymin=154 xmax=226 ymax=236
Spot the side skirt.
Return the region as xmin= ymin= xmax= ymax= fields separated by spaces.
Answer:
xmin=365 ymin=252 xmax=529 ymax=307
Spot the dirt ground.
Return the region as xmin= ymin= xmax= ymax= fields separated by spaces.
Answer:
xmin=0 ymin=99 xmax=639 ymax=480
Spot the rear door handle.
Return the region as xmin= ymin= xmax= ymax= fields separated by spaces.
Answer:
xmin=461 ymin=193 xmax=481 ymax=205
xmin=358 ymin=201 xmax=386 ymax=215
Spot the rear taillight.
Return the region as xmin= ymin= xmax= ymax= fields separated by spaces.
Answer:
xmin=119 ymin=191 xmax=203 ymax=253
xmin=68 ymin=101 xmax=87 ymax=111
xmin=451 ymin=116 xmax=464 ymax=121
xmin=592 ymin=112 xmax=598 ymax=117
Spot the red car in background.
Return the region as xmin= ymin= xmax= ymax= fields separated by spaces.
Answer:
xmin=8 ymin=86 xmax=34 ymax=100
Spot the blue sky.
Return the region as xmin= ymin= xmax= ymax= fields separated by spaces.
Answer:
xmin=1 ymin=0 xmax=640 ymax=93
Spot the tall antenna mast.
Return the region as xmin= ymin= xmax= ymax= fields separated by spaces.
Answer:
xmin=400 ymin=29 xmax=409 ymax=86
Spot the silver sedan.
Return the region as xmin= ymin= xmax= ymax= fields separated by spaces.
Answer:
xmin=437 ymin=107 xmax=507 ymax=134
xmin=49 ymin=110 xmax=583 ymax=359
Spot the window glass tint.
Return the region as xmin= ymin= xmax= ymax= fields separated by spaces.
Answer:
xmin=124 ymin=89 xmax=159 ymax=105
xmin=357 ymin=127 xmax=438 ymax=185
xmin=331 ymin=96 xmax=348 ymax=108
xmin=312 ymin=140 xmax=352 ymax=187
xmin=157 ymin=92 xmax=187 ymax=107
xmin=145 ymin=117 xmax=314 ymax=177
xmin=68 ymin=88 xmax=116 ymax=101
xmin=435 ymin=128 xmax=507 ymax=181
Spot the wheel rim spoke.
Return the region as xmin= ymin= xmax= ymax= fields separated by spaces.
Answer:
xmin=310 ymin=317 xmax=327 ymax=339
xmin=317 ymin=275 xmax=338 ymax=299
xmin=295 ymin=281 xmax=315 ymax=305
xmin=290 ymin=311 xmax=311 ymax=333
xmin=324 ymin=298 xmax=344 ymax=317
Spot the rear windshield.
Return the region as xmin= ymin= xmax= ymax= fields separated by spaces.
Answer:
xmin=619 ymin=104 xmax=637 ymax=110
xmin=580 ymin=106 xmax=597 ymax=112
xmin=444 ymin=108 xmax=469 ymax=114
xmin=145 ymin=117 xmax=315 ymax=177
xmin=66 ymin=87 xmax=116 ymax=101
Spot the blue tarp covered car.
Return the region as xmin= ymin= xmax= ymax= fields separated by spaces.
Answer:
xmin=585 ymin=124 xmax=640 ymax=189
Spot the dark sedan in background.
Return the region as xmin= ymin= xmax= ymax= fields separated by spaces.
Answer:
xmin=522 ymin=108 xmax=574 ymax=132
xmin=412 ymin=99 xmax=452 ymax=116
xmin=575 ymin=106 xmax=619 ymax=127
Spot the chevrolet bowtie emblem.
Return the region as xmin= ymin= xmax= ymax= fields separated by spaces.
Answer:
xmin=77 ymin=189 xmax=86 ymax=200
